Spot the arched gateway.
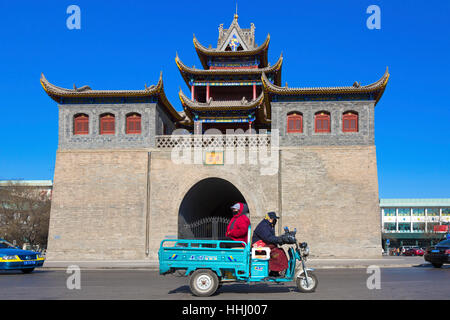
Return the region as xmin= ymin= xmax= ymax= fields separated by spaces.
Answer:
xmin=178 ymin=177 xmax=248 ymax=240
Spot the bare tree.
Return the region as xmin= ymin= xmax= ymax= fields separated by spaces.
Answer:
xmin=0 ymin=181 xmax=51 ymax=249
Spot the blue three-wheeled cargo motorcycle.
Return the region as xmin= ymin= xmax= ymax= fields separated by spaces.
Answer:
xmin=159 ymin=226 xmax=318 ymax=296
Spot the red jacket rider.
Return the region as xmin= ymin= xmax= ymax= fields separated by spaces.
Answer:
xmin=226 ymin=203 xmax=250 ymax=243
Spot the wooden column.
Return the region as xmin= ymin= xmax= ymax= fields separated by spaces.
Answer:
xmin=206 ymin=83 xmax=210 ymax=101
xmin=191 ymin=85 xmax=195 ymax=101
xmin=194 ymin=121 xmax=202 ymax=135
xmin=253 ymin=84 xmax=256 ymax=100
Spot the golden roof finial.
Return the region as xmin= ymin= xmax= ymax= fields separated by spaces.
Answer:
xmin=234 ymin=2 xmax=238 ymax=20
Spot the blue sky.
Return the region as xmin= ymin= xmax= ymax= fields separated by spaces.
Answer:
xmin=0 ymin=0 xmax=449 ymax=198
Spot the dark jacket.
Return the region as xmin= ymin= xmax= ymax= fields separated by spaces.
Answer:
xmin=252 ymin=219 xmax=280 ymax=245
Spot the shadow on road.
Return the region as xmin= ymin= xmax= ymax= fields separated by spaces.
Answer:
xmin=168 ymin=285 xmax=192 ymax=294
xmin=0 ymin=270 xmax=52 ymax=276
xmin=168 ymin=283 xmax=307 ymax=296
xmin=412 ymin=263 xmax=450 ymax=269
xmin=219 ymin=283 xmax=300 ymax=294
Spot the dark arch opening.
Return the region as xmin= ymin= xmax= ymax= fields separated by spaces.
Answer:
xmin=178 ymin=177 xmax=247 ymax=239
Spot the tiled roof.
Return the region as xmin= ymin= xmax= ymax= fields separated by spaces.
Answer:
xmin=175 ymin=53 xmax=282 ymax=87
xmin=193 ymin=32 xmax=269 ymax=55
xmin=193 ymin=34 xmax=270 ymax=69
xmin=40 ymin=73 xmax=184 ymax=121
xmin=178 ymin=89 xmax=264 ymax=111
xmin=261 ymin=68 xmax=390 ymax=105
xmin=178 ymin=89 xmax=271 ymax=126
xmin=41 ymin=73 xmax=160 ymax=98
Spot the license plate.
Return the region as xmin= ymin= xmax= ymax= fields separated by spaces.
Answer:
xmin=431 ymin=250 xmax=440 ymax=253
xmin=23 ymin=261 xmax=36 ymax=265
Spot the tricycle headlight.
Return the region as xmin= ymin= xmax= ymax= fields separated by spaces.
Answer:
xmin=1 ymin=255 xmax=18 ymax=260
xmin=303 ymin=247 xmax=310 ymax=257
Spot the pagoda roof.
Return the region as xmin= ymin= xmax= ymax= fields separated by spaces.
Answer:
xmin=175 ymin=53 xmax=283 ymax=87
xmin=261 ymin=67 xmax=390 ymax=105
xmin=193 ymin=33 xmax=270 ymax=69
xmin=179 ymin=89 xmax=264 ymax=111
xmin=178 ymin=89 xmax=270 ymax=125
xmin=40 ymin=73 xmax=184 ymax=121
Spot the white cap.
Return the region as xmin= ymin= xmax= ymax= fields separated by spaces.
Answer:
xmin=230 ymin=203 xmax=241 ymax=210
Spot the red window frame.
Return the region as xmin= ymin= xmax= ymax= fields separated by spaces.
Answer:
xmin=287 ymin=113 xmax=303 ymax=133
xmin=100 ymin=114 xmax=115 ymax=135
xmin=73 ymin=114 xmax=89 ymax=135
xmin=342 ymin=112 xmax=358 ymax=132
xmin=126 ymin=113 xmax=141 ymax=134
xmin=315 ymin=112 xmax=331 ymax=133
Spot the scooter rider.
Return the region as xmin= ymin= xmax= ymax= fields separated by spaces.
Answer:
xmin=252 ymin=212 xmax=294 ymax=276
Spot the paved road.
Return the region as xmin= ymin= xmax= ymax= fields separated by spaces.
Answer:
xmin=0 ymin=265 xmax=448 ymax=300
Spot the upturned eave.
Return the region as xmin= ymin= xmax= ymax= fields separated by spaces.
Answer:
xmin=261 ymin=67 xmax=390 ymax=105
xmin=40 ymin=72 xmax=184 ymax=121
xmin=175 ymin=53 xmax=283 ymax=88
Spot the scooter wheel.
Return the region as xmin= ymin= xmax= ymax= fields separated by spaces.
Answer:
xmin=189 ymin=269 xmax=219 ymax=297
xmin=296 ymin=271 xmax=318 ymax=293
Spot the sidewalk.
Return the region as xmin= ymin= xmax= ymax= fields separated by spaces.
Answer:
xmin=43 ymin=260 xmax=159 ymax=270
xmin=308 ymin=256 xmax=427 ymax=269
xmin=42 ymin=256 xmax=429 ymax=270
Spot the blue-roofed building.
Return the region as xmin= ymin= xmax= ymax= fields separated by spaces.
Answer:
xmin=380 ymin=199 xmax=450 ymax=249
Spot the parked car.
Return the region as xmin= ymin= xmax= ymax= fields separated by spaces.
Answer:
xmin=399 ymin=246 xmax=414 ymax=255
xmin=0 ymin=239 xmax=45 ymax=273
xmin=404 ymin=247 xmax=424 ymax=256
xmin=424 ymin=239 xmax=450 ymax=268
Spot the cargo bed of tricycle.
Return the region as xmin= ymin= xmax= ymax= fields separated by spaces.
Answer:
xmin=159 ymin=238 xmax=251 ymax=280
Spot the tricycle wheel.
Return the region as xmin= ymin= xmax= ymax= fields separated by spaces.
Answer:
xmin=296 ymin=271 xmax=318 ymax=293
xmin=189 ymin=269 xmax=219 ymax=297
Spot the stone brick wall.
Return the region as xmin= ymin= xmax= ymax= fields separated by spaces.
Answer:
xmin=57 ymin=101 xmax=175 ymax=150
xmin=155 ymin=103 xmax=176 ymax=135
xmin=279 ymin=146 xmax=381 ymax=258
xmin=271 ymin=101 xmax=375 ymax=146
xmin=46 ymin=145 xmax=381 ymax=260
xmin=46 ymin=150 xmax=149 ymax=260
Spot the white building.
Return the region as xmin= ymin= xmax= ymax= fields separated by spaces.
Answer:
xmin=380 ymin=198 xmax=450 ymax=248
